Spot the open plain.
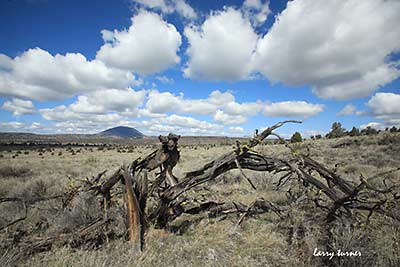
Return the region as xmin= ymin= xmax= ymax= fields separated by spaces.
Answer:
xmin=1 ymin=132 xmax=399 ymax=267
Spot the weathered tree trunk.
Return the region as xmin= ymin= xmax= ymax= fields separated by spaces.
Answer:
xmin=122 ymin=165 xmax=142 ymax=251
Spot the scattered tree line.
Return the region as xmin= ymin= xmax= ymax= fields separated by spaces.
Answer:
xmin=325 ymin=122 xmax=400 ymax=139
xmin=291 ymin=122 xmax=399 ymax=143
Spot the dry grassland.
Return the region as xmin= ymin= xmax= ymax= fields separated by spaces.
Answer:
xmin=0 ymin=133 xmax=399 ymax=267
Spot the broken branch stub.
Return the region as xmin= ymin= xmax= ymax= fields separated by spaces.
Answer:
xmin=122 ymin=165 xmax=142 ymax=251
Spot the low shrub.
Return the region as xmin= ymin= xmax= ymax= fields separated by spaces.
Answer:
xmin=0 ymin=166 xmax=33 ymax=178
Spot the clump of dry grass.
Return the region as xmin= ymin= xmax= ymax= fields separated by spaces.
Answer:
xmin=0 ymin=166 xmax=33 ymax=179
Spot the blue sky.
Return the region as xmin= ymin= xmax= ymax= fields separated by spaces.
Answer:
xmin=0 ymin=0 xmax=399 ymax=137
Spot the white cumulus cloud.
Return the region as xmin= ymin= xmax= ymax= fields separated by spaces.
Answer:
xmin=264 ymin=101 xmax=324 ymax=118
xmin=174 ymin=0 xmax=197 ymax=19
xmin=337 ymin=104 xmax=356 ymax=116
xmin=131 ymin=0 xmax=197 ymax=19
xmin=228 ymin=126 xmax=244 ymax=134
xmin=366 ymin=92 xmax=400 ymax=117
xmin=156 ymin=114 xmax=221 ymax=130
xmin=2 ymin=98 xmax=36 ymax=116
xmin=142 ymin=114 xmax=224 ymax=136
xmin=0 ymin=48 xmax=138 ymax=101
xmin=184 ymin=8 xmax=258 ymax=81
xmin=69 ymin=89 xmax=146 ymax=115
xmin=144 ymin=90 xmax=264 ymax=125
xmin=0 ymin=121 xmax=43 ymax=133
xmin=242 ymin=0 xmax=271 ymax=26
xmin=360 ymin=122 xmax=387 ymax=130
xmin=364 ymin=92 xmax=400 ymax=126
xmin=145 ymin=90 xmax=232 ymax=115
xmin=40 ymin=106 xmax=123 ymax=123
xmin=254 ymin=0 xmax=400 ymax=100
xmin=213 ymin=110 xmax=248 ymax=125
xmin=39 ymin=88 xmax=146 ymax=122
xmin=96 ymin=11 xmax=182 ymax=74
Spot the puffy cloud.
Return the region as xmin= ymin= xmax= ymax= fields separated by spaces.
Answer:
xmin=264 ymin=101 xmax=324 ymax=118
xmin=184 ymin=8 xmax=258 ymax=81
xmin=366 ymin=92 xmax=400 ymax=117
xmin=228 ymin=126 xmax=244 ymax=134
xmin=0 ymin=54 xmax=13 ymax=71
xmin=39 ymin=88 xmax=146 ymax=121
xmin=242 ymin=0 xmax=270 ymax=26
xmin=101 ymin=30 xmax=116 ymax=42
xmin=147 ymin=124 xmax=177 ymax=133
xmin=363 ymin=92 xmax=400 ymax=126
xmin=131 ymin=0 xmax=197 ymax=19
xmin=137 ymin=108 xmax=168 ymax=118
xmin=144 ymin=90 xmax=264 ymax=124
xmin=145 ymin=91 xmax=184 ymax=114
xmin=142 ymin=114 xmax=224 ymax=136
xmin=254 ymin=0 xmax=400 ymax=100
xmin=206 ymin=90 xmax=235 ymax=106
xmin=132 ymin=0 xmax=172 ymax=13
xmin=2 ymin=98 xmax=36 ymax=116
xmin=96 ymin=11 xmax=182 ymax=74
xmin=174 ymin=0 xmax=197 ymax=19
xmin=146 ymin=90 xmax=246 ymax=114
xmin=69 ymin=89 xmax=146 ymax=114
xmin=155 ymin=75 xmax=174 ymax=84
xmin=223 ymin=101 xmax=262 ymax=116
xmin=213 ymin=110 xmax=247 ymax=125
xmin=360 ymin=122 xmax=387 ymax=130
xmin=146 ymin=126 xmax=204 ymax=136
xmin=337 ymin=104 xmax=356 ymax=116
xmin=0 ymin=48 xmax=138 ymax=101
xmin=156 ymin=114 xmax=221 ymax=130
xmin=40 ymin=105 xmax=123 ymax=123
xmin=0 ymin=121 xmax=43 ymax=133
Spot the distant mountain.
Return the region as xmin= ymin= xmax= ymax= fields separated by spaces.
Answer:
xmin=98 ymin=126 xmax=144 ymax=138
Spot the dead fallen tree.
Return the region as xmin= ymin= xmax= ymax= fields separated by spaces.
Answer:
xmin=1 ymin=121 xmax=399 ymax=258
